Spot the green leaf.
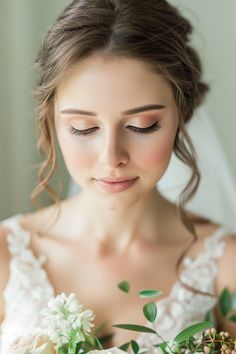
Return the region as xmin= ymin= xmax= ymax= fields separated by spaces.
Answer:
xmin=97 ymin=332 xmax=114 ymax=346
xmin=75 ymin=342 xmax=83 ymax=352
xmin=131 ymin=340 xmax=140 ymax=354
xmin=139 ymin=289 xmax=162 ymax=299
xmin=219 ymin=287 xmax=231 ymax=317
xmin=143 ymin=302 xmax=157 ymax=323
xmin=119 ymin=342 xmax=131 ymax=351
xmin=118 ymin=281 xmax=130 ymax=293
xmin=204 ymin=309 xmax=216 ymax=323
xmin=113 ymin=324 xmax=156 ymax=334
xmin=58 ymin=344 xmax=69 ymax=354
xmin=229 ymin=315 xmax=236 ymax=323
xmin=231 ymin=291 xmax=236 ymax=310
xmin=154 ymin=342 xmax=168 ymax=354
xmin=173 ymin=321 xmax=214 ymax=344
xmin=94 ymin=337 xmax=104 ymax=350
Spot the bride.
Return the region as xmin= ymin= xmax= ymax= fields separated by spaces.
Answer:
xmin=0 ymin=0 xmax=236 ymax=352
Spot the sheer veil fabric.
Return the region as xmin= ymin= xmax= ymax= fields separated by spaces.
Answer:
xmin=158 ymin=106 xmax=236 ymax=232
xmin=68 ymin=106 xmax=236 ymax=232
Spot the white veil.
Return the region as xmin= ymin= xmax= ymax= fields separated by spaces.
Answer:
xmin=68 ymin=106 xmax=236 ymax=232
xmin=158 ymin=106 xmax=236 ymax=232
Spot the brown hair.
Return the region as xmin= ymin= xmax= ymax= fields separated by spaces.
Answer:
xmin=32 ymin=0 xmax=210 ymax=292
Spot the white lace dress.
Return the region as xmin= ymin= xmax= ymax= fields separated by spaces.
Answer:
xmin=0 ymin=214 xmax=229 ymax=354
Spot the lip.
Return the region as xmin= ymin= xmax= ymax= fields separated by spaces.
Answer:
xmin=94 ymin=177 xmax=138 ymax=193
xmin=96 ymin=176 xmax=137 ymax=183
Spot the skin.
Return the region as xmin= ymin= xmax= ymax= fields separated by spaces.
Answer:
xmin=0 ymin=54 xmax=236 ymax=347
xmin=54 ymin=54 xmax=179 ymax=249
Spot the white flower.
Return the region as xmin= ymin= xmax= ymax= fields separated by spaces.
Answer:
xmin=43 ymin=293 xmax=84 ymax=320
xmin=73 ymin=309 xmax=95 ymax=333
xmin=41 ymin=293 xmax=95 ymax=347
xmin=87 ymin=348 xmax=128 ymax=354
xmin=7 ymin=334 xmax=56 ymax=354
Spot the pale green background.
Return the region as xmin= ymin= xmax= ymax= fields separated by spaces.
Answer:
xmin=0 ymin=1 xmax=235 ymax=219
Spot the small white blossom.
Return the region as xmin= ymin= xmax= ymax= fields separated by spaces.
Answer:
xmin=76 ymin=309 xmax=95 ymax=333
xmin=88 ymin=349 xmax=127 ymax=354
xmin=41 ymin=293 xmax=95 ymax=348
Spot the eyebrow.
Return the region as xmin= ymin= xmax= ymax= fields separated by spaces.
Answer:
xmin=60 ymin=104 xmax=166 ymax=116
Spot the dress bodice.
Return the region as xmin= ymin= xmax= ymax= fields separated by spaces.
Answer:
xmin=0 ymin=214 xmax=230 ymax=354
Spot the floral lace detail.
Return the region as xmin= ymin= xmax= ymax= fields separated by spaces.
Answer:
xmin=137 ymin=227 xmax=229 ymax=353
xmin=0 ymin=214 xmax=54 ymax=354
xmin=0 ymin=215 xmax=229 ymax=354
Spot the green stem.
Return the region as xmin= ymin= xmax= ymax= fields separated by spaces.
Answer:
xmin=68 ymin=340 xmax=77 ymax=354
xmin=154 ymin=330 xmax=173 ymax=352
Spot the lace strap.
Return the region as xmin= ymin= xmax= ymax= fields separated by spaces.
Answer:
xmin=202 ymin=226 xmax=229 ymax=260
xmin=1 ymin=214 xmax=31 ymax=257
xmin=182 ymin=226 xmax=229 ymax=270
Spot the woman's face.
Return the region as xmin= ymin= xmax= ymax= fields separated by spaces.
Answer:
xmin=54 ymin=54 xmax=179 ymax=210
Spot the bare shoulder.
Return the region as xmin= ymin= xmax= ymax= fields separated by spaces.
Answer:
xmin=19 ymin=195 xmax=80 ymax=239
xmin=19 ymin=204 xmax=59 ymax=235
xmin=0 ymin=225 xmax=12 ymax=322
xmin=185 ymin=218 xmax=223 ymax=258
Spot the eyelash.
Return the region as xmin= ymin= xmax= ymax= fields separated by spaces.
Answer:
xmin=68 ymin=121 xmax=161 ymax=136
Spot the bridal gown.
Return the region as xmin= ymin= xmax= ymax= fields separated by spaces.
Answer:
xmin=0 ymin=214 xmax=230 ymax=354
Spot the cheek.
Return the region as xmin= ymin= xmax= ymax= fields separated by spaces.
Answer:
xmin=57 ymin=135 xmax=96 ymax=174
xmin=66 ymin=149 xmax=91 ymax=170
xmin=133 ymin=134 xmax=174 ymax=170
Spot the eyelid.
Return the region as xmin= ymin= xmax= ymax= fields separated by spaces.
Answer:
xmin=68 ymin=120 xmax=159 ymax=130
xmin=126 ymin=121 xmax=158 ymax=128
xmin=127 ymin=121 xmax=161 ymax=133
xmin=68 ymin=121 xmax=161 ymax=136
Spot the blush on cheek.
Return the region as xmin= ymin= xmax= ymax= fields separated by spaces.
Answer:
xmin=59 ymin=142 xmax=94 ymax=179
xmin=136 ymin=139 xmax=173 ymax=170
xmin=66 ymin=152 xmax=88 ymax=170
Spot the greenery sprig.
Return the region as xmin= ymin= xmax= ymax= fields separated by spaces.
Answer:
xmin=114 ymin=281 xmax=236 ymax=354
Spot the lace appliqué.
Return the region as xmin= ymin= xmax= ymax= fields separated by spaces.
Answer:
xmin=0 ymin=214 xmax=54 ymax=353
xmin=137 ymin=227 xmax=228 ymax=354
xmin=0 ymin=216 xmax=229 ymax=354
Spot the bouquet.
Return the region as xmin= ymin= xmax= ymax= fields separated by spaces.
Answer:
xmin=7 ymin=284 xmax=236 ymax=354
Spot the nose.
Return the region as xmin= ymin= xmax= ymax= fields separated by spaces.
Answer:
xmin=98 ymin=130 xmax=129 ymax=168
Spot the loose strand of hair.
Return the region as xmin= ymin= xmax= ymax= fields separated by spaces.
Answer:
xmin=174 ymin=124 xmax=214 ymax=297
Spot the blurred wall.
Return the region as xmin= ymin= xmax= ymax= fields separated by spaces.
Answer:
xmin=0 ymin=0 xmax=68 ymax=219
xmin=171 ymin=0 xmax=236 ymax=173
xmin=0 ymin=0 xmax=235 ymax=219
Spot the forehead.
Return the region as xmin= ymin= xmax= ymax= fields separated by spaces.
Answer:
xmin=56 ymin=54 xmax=175 ymax=111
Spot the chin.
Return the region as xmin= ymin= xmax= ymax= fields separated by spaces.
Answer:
xmin=91 ymin=189 xmax=150 ymax=212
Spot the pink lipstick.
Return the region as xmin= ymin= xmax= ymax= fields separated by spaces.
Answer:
xmin=95 ymin=177 xmax=138 ymax=193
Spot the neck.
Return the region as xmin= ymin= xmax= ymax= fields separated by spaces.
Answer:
xmin=73 ymin=188 xmax=177 ymax=251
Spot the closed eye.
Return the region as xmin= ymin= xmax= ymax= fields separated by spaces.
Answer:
xmin=127 ymin=121 xmax=161 ymax=134
xmin=68 ymin=121 xmax=161 ymax=136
